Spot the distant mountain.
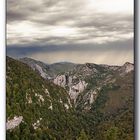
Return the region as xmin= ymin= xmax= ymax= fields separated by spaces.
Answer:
xmin=49 ymin=62 xmax=77 ymax=75
xmin=19 ymin=57 xmax=51 ymax=79
xmin=7 ymin=56 xmax=134 ymax=140
xmin=20 ymin=57 xmax=76 ymax=79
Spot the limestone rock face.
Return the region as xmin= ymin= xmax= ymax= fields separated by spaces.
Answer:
xmin=53 ymin=75 xmax=67 ymax=88
xmin=119 ymin=62 xmax=134 ymax=76
xmin=35 ymin=64 xmax=48 ymax=79
xmin=69 ymin=80 xmax=88 ymax=102
xmin=6 ymin=116 xmax=23 ymax=130
xmin=53 ymin=74 xmax=73 ymax=87
xmin=53 ymin=74 xmax=88 ymax=102
xmin=123 ymin=62 xmax=134 ymax=73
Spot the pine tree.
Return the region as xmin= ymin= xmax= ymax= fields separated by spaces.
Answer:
xmin=77 ymin=129 xmax=88 ymax=140
xmin=105 ymin=127 xmax=119 ymax=140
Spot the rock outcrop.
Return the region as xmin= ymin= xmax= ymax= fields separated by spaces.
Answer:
xmin=53 ymin=74 xmax=88 ymax=102
xmin=119 ymin=62 xmax=134 ymax=76
xmin=6 ymin=116 xmax=23 ymax=130
xmin=69 ymin=80 xmax=88 ymax=102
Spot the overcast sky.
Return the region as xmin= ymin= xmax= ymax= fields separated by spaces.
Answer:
xmin=7 ymin=0 xmax=134 ymax=65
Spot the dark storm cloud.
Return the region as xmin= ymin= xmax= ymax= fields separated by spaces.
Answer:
xmin=7 ymin=38 xmax=133 ymax=57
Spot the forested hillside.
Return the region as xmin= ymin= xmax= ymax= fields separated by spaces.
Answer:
xmin=6 ymin=57 xmax=134 ymax=140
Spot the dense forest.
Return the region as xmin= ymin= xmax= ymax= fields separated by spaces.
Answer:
xmin=6 ymin=57 xmax=134 ymax=140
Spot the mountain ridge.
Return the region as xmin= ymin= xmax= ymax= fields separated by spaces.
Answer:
xmin=20 ymin=56 xmax=133 ymax=66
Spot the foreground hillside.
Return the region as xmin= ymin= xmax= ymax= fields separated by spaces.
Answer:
xmin=7 ymin=56 xmax=134 ymax=140
xmin=6 ymin=57 xmax=77 ymax=139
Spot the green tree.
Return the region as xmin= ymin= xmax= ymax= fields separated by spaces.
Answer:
xmin=105 ymin=127 xmax=119 ymax=140
xmin=77 ymin=129 xmax=88 ymax=140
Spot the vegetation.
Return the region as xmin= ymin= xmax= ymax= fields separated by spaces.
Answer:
xmin=6 ymin=57 xmax=134 ymax=140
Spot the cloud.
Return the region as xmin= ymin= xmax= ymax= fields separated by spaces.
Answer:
xmin=7 ymin=0 xmax=134 ymax=64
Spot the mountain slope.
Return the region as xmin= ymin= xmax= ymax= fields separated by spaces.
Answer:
xmin=6 ymin=57 xmax=81 ymax=140
xmin=6 ymin=56 xmax=134 ymax=140
xmin=20 ymin=58 xmax=134 ymax=110
xmin=20 ymin=57 xmax=76 ymax=79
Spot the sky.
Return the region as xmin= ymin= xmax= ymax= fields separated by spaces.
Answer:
xmin=7 ymin=0 xmax=134 ymax=65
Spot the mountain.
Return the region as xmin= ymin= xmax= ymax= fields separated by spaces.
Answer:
xmin=49 ymin=62 xmax=77 ymax=75
xmin=7 ymin=56 xmax=134 ymax=140
xmin=19 ymin=57 xmax=51 ymax=79
xmin=21 ymin=58 xmax=133 ymax=108
xmin=20 ymin=57 xmax=76 ymax=79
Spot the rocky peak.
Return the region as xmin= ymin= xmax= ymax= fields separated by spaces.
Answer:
xmin=85 ymin=63 xmax=93 ymax=69
xmin=123 ymin=62 xmax=134 ymax=66
xmin=119 ymin=62 xmax=134 ymax=75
